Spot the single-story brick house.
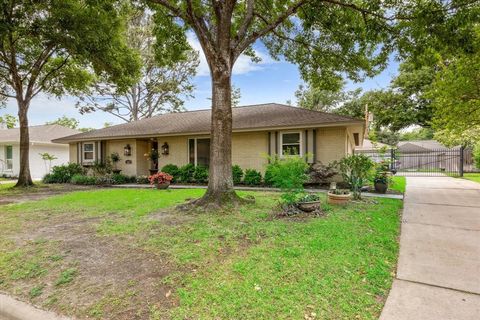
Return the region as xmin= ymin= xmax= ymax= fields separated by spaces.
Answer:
xmin=53 ymin=104 xmax=365 ymax=176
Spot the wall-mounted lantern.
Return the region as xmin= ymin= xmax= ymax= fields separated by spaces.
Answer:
xmin=161 ymin=142 xmax=169 ymax=155
xmin=124 ymin=144 xmax=132 ymax=156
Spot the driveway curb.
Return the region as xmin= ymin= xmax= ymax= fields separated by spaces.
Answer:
xmin=0 ymin=294 xmax=70 ymax=320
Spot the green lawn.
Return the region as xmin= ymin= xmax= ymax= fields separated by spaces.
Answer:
xmin=0 ymin=188 xmax=402 ymax=319
xmin=390 ymin=176 xmax=406 ymax=193
xmin=463 ymin=173 xmax=480 ymax=184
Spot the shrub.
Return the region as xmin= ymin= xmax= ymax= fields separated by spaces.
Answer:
xmin=94 ymin=175 xmax=114 ymax=185
xmin=43 ymin=163 xmax=85 ymax=183
xmin=70 ymin=174 xmax=96 ymax=185
xmin=136 ymin=175 xmax=149 ymax=184
xmin=336 ymin=154 xmax=375 ymax=200
xmin=161 ymin=164 xmax=180 ymax=182
xmin=111 ymin=173 xmax=131 ymax=185
xmin=90 ymin=160 xmax=112 ymax=176
xmin=244 ymin=169 xmax=262 ymax=186
xmin=178 ymin=163 xmax=195 ymax=183
xmin=268 ymin=156 xmax=309 ymax=204
xmin=263 ymin=165 xmax=276 ymax=186
xmin=193 ymin=166 xmax=209 ymax=183
xmin=232 ymin=165 xmax=243 ymax=184
xmin=308 ymin=162 xmax=338 ymax=184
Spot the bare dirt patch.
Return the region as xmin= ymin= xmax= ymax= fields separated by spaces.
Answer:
xmin=8 ymin=211 xmax=187 ymax=319
xmin=0 ymin=185 xmax=94 ymax=206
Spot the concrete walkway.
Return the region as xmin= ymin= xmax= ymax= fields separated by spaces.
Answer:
xmin=0 ymin=294 xmax=70 ymax=320
xmin=380 ymin=177 xmax=480 ymax=320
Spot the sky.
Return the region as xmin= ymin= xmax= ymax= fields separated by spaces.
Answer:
xmin=0 ymin=35 xmax=400 ymax=129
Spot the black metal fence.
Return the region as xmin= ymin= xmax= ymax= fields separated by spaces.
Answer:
xmin=355 ymin=147 xmax=475 ymax=177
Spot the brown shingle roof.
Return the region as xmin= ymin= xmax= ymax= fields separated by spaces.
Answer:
xmin=53 ymin=103 xmax=363 ymax=143
xmin=0 ymin=124 xmax=80 ymax=144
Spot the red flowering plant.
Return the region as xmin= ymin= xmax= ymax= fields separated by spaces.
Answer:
xmin=148 ymin=172 xmax=173 ymax=185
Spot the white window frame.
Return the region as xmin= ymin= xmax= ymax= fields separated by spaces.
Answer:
xmin=188 ymin=137 xmax=210 ymax=166
xmin=82 ymin=142 xmax=95 ymax=164
xmin=280 ymin=131 xmax=303 ymax=156
xmin=5 ymin=145 xmax=13 ymax=170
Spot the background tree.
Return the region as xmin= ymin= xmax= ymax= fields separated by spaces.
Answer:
xmin=46 ymin=116 xmax=80 ymax=129
xmin=0 ymin=0 xmax=140 ymax=187
xmin=148 ymin=0 xmax=404 ymax=207
xmin=77 ymin=6 xmax=199 ymax=122
xmin=294 ymin=83 xmax=352 ymax=112
xmin=0 ymin=114 xmax=17 ymax=129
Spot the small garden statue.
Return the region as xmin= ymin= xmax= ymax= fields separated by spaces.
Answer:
xmin=110 ymin=152 xmax=121 ymax=174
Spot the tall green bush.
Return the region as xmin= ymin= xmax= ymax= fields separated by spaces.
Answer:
xmin=161 ymin=164 xmax=180 ymax=182
xmin=193 ymin=166 xmax=209 ymax=183
xmin=232 ymin=165 xmax=243 ymax=184
xmin=178 ymin=163 xmax=195 ymax=183
xmin=267 ymin=156 xmax=309 ymax=205
xmin=43 ymin=163 xmax=85 ymax=183
xmin=473 ymin=144 xmax=480 ymax=169
xmin=244 ymin=169 xmax=262 ymax=186
xmin=336 ymin=154 xmax=375 ymax=200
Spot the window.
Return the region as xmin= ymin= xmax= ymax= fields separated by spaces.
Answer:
xmin=353 ymin=133 xmax=360 ymax=146
xmin=5 ymin=145 xmax=13 ymax=170
xmin=188 ymin=138 xmax=210 ymax=167
xmin=83 ymin=142 xmax=95 ymax=162
xmin=281 ymin=132 xmax=301 ymax=156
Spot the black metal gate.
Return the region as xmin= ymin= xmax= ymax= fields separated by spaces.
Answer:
xmin=355 ymin=147 xmax=467 ymax=177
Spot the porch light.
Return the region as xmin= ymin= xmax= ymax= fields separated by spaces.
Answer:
xmin=124 ymin=144 xmax=132 ymax=156
xmin=161 ymin=142 xmax=169 ymax=155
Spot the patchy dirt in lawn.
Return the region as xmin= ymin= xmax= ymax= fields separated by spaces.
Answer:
xmin=5 ymin=211 xmax=190 ymax=319
xmin=0 ymin=185 xmax=94 ymax=206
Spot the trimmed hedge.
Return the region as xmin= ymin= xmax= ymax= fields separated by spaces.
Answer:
xmin=244 ymin=169 xmax=262 ymax=186
xmin=179 ymin=163 xmax=195 ymax=183
xmin=232 ymin=165 xmax=243 ymax=184
xmin=193 ymin=166 xmax=209 ymax=183
xmin=161 ymin=164 xmax=180 ymax=182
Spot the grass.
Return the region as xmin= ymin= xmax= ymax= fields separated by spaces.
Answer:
xmin=462 ymin=173 xmax=480 ymax=184
xmin=390 ymin=176 xmax=406 ymax=193
xmin=0 ymin=188 xmax=402 ymax=319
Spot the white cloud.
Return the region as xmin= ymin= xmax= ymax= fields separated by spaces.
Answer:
xmin=187 ymin=32 xmax=275 ymax=77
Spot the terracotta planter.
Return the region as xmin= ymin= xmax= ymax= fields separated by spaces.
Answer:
xmin=297 ymin=200 xmax=321 ymax=212
xmin=374 ymin=181 xmax=388 ymax=194
xmin=327 ymin=192 xmax=351 ymax=205
xmin=156 ymin=181 xmax=170 ymax=189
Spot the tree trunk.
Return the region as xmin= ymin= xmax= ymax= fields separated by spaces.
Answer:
xmin=15 ymin=100 xmax=33 ymax=187
xmin=186 ymin=68 xmax=248 ymax=209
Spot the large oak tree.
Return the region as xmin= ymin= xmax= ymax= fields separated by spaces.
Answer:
xmin=0 ymin=0 xmax=140 ymax=186
xmin=148 ymin=0 xmax=406 ymax=207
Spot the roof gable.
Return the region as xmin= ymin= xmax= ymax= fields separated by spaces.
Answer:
xmin=0 ymin=124 xmax=81 ymax=144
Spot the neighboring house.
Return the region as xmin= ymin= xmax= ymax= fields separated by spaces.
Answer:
xmin=354 ymin=139 xmax=392 ymax=163
xmin=0 ymin=124 xmax=80 ymax=179
xmin=53 ymin=103 xmax=365 ymax=176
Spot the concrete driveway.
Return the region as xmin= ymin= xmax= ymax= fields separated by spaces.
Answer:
xmin=381 ymin=177 xmax=480 ymax=320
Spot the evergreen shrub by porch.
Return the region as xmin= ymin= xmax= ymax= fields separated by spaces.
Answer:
xmin=111 ymin=173 xmax=135 ymax=185
xmin=232 ymin=165 xmax=243 ymax=184
xmin=179 ymin=163 xmax=195 ymax=183
xmin=193 ymin=166 xmax=209 ymax=183
xmin=161 ymin=164 xmax=180 ymax=182
xmin=244 ymin=169 xmax=262 ymax=186
xmin=43 ymin=163 xmax=85 ymax=184
xmin=70 ymin=174 xmax=96 ymax=185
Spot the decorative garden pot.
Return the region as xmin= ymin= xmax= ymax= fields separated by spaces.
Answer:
xmin=112 ymin=169 xmax=122 ymax=174
xmin=374 ymin=181 xmax=388 ymax=194
xmin=149 ymin=169 xmax=159 ymax=175
xmin=297 ymin=200 xmax=321 ymax=212
xmin=327 ymin=192 xmax=351 ymax=205
xmin=156 ymin=181 xmax=170 ymax=189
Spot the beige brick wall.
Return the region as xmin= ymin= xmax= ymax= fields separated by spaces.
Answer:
xmin=106 ymin=139 xmax=138 ymax=176
xmin=316 ymin=127 xmax=347 ymax=165
xmin=157 ymin=136 xmax=190 ymax=170
xmin=232 ymin=132 xmax=269 ymax=172
xmin=136 ymin=140 xmax=150 ymax=176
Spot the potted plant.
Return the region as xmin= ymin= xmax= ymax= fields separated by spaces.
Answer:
xmin=148 ymin=172 xmax=173 ymax=189
xmin=110 ymin=152 xmax=122 ymax=174
xmin=373 ymin=160 xmax=392 ymax=194
xmin=144 ymin=149 xmax=159 ymax=175
xmin=297 ymin=193 xmax=321 ymax=212
xmin=327 ymin=189 xmax=351 ymax=205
